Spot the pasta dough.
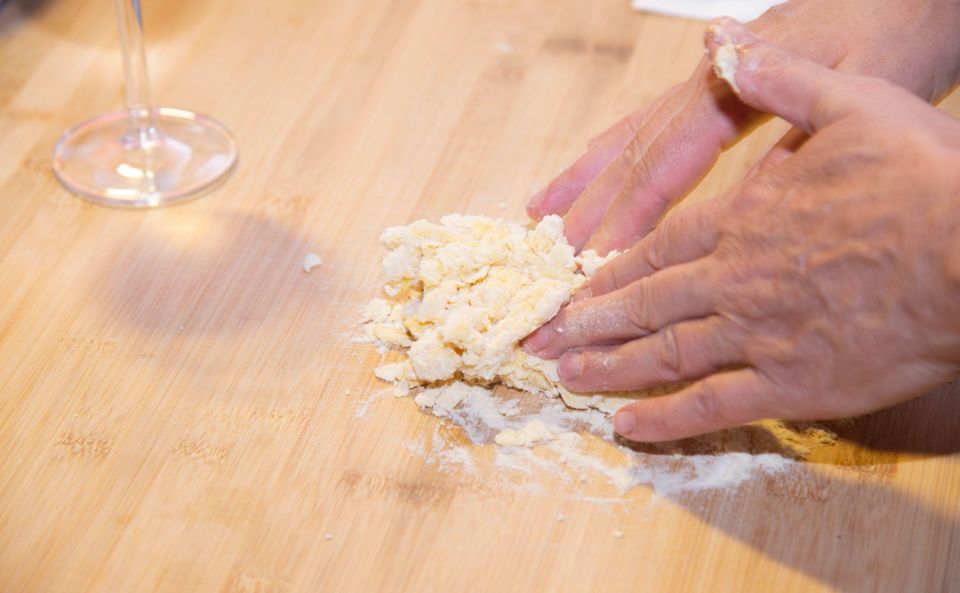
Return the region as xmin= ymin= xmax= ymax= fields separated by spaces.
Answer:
xmin=361 ymin=214 xmax=616 ymax=407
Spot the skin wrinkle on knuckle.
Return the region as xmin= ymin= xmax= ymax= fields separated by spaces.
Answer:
xmin=689 ymin=380 xmax=726 ymax=428
xmin=653 ymin=325 xmax=684 ymax=382
xmin=606 ymin=258 xmax=634 ymax=294
xmin=624 ymin=278 xmax=656 ymax=334
xmin=644 ymin=224 xmax=671 ymax=273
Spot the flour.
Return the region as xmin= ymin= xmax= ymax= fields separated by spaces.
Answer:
xmin=390 ymin=374 xmax=796 ymax=495
xmin=494 ymin=420 xmax=557 ymax=447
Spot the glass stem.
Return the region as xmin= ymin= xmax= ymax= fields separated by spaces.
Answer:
xmin=114 ymin=0 xmax=157 ymax=146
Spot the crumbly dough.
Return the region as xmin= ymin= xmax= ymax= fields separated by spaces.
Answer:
xmin=361 ymin=214 xmax=617 ymax=405
xmin=708 ymin=22 xmax=741 ymax=93
xmin=713 ymin=43 xmax=741 ymax=93
xmin=494 ymin=420 xmax=555 ymax=447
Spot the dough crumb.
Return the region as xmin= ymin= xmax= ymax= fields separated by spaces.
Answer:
xmin=494 ymin=420 xmax=555 ymax=447
xmin=612 ymin=530 xmax=624 ymax=539
xmin=708 ymin=22 xmax=741 ymax=94
xmin=302 ymin=252 xmax=323 ymax=273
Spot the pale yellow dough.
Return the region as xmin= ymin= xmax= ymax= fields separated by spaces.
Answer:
xmin=361 ymin=214 xmax=617 ymax=405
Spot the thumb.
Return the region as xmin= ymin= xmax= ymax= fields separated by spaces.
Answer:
xmin=704 ymin=17 xmax=864 ymax=134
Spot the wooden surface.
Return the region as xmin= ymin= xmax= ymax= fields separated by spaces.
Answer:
xmin=2 ymin=0 xmax=959 ymax=591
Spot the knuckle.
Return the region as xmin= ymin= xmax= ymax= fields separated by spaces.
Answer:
xmin=620 ymin=136 xmax=647 ymax=166
xmin=624 ymin=278 xmax=656 ymax=333
xmin=689 ymin=381 xmax=725 ymax=427
xmin=652 ymin=325 xmax=683 ymax=382
xmin=642 ymin=227 xmax=669 ymax=273
xmin=600 ymin=261 xmax=627 ymax=294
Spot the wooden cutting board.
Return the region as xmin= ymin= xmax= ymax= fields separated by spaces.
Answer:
xmin=1 ymin=0 xmax=958 ymax=591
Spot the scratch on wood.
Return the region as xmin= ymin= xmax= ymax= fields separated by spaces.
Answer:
xmin=541 ymin=36 xmax=633 ymax=62
xmin=338 ymin=470 xmax=455 ymax=507
xmin=60 ymin=336 xmax=117 ymax=356
xmin=222 ymin=573 xmax=290 ymax=593
xmin=257 ymin=192 xmax=313 ymax=219
xmin=55 ymin=433 xmax=112 ymax=459
xmin=173 ymin=439 xmax=231 ymax=465
xmin=185 ymin=405 xmax=314 ymax=434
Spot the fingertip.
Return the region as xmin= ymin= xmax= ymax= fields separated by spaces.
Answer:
xmin=526 ymin=188 xmax=548 ymax=219
xmin=613 ymin=409 xmax=637 ymax=437
xmin=557 ymin=351 xmax=582 ymax=382
xmin=570 ymin=284 xmax=593 ymax=303
xmin=522 ymin=323 xmax=554 ymax=356
xmin=704 ymin=17 xmax=735 ymax=50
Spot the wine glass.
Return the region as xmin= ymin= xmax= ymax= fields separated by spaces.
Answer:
xmin=52 ymin=0 xmax=237 ymax=208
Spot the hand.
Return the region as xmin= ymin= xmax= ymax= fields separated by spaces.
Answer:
xmin=527 ymin=0 xmax=960 ymax=255
xmin=524 ymin=19 xmax=960 ymax=442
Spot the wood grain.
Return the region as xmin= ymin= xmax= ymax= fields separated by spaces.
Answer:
xmin=1 ymin=0 xmax=959 ymax=591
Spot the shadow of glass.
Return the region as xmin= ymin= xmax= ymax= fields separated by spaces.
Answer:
xmin=96 ymin=207 xmax=321 ymax=337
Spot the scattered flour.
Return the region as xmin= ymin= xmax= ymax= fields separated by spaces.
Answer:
xmin=354 ymin=214 xmax=805 ymax=498
xmin=353 ymin=390 xmax=388 ymax=419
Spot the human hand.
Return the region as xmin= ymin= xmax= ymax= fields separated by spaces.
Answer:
xmin=524 ymin=18 xmax=960 ymax=442
xmin=527 ymin=0 xmax=960 ymax=255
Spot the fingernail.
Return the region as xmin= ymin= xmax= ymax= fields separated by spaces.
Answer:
xmin=614 ymin=410 xmax=636 ymax=435
xmin=558 ymin=352 xmax=582 ymax=381
xmin=523 ymin=325 xmax=553 ymax=354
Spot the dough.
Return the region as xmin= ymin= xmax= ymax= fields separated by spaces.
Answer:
xmin=494 ymin=420 xmax=555 ymax=447
xmin=708 ymin=22 xmax=741 ymax=93
xmin=302 ymin=252 xmax=323 ymax=273
xmin=361 ymin=214 xmax=617 ymax=404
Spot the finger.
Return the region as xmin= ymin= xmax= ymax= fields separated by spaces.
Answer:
xmin=705 ymin=17 xmax=865 ymax=133
xmin=524 ymin=258 xmax=718 ymax=359
xmin=556 ymin=316 xmax=743 ymax=393
xmin=578 ymin=199 xmax=720 ymax=301
xmin=742 ymin=126 xmax=808 ymax=182
xmin=585 ymin=85 xmax=681 ymax=149
xmin=526 ymin=107 xmax=648 ymax=219
xmin=613 ymin=368 xmax=771 ymax=442
xmin=566 ymin=62 xmax=754 ymax=254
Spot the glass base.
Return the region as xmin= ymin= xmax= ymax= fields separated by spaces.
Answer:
xmin=52 ymin=107 xmax=237 ymax=208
